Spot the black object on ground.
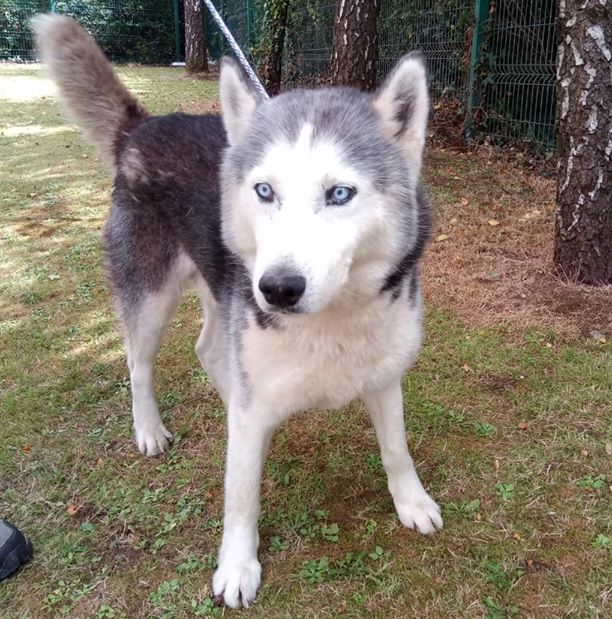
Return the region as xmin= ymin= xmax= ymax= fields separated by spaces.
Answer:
xmin=0 ymin=519 xmax=33 ymax=581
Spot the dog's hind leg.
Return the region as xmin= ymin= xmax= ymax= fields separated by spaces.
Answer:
xmin=362 ymin=380 xmax=443 ymax=535
xmin=119 ymin=254 xmax=194 ymax=456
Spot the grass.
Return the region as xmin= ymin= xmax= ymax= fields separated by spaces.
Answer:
xmin=1 ymin=63 xmax=611 ymax=619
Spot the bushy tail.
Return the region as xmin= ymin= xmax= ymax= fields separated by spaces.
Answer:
xmin=32 ymin=14 xmax=147 ymax=169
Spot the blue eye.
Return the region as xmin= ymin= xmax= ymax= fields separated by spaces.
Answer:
xmin=326 ymin=185 xmax=356 ymax=206
xmin=254 ymin=182 xmax=274 ymax=202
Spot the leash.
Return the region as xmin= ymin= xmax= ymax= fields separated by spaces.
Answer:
xmin=201 ymin=0 xmax=269 ymax=100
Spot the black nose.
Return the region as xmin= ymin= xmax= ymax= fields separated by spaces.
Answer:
xmin=258 ymin=273 xmax=306 ymax=308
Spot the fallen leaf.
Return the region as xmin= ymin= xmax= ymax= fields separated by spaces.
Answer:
xmin=28 ymin=192 xmax=37 ymax=198
xmin=461 ymin=363 xmax=472 ymax=372
xmin=435 ymin=234 xmax=449 ymax=242
xmin=513 ymin=532 xmax=522 ymax=540
xmin=488 ymin=219 xmax=500 ymax=226
xmin=96 ymin=457 xmax=104 ymax=466
xmin=518 ymin=422 xmax=529 ymax=431
xmin=460 ymin=197 xmax=469 ymax=206
xmin=21 ymin=444 xmax=32 ymax=454
xmin=66 ymin=503 xmax=79 ymax=516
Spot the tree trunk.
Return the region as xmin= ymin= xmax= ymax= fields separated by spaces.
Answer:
xmin=259 ymin=0 xmax=289 ymax=95
xmin=330 ymin=0 xmax=380 ymax=91
xmin=185 ymin=0 xmax=208 ymax=74
xmin=554 ymin=0 xmax=612 ymax=284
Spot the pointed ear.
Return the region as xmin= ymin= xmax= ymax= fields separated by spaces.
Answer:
xmin=219 ymin=57 xmax=261 ymax=145
xmin=373 ymin=52 xmax=429 ymax=173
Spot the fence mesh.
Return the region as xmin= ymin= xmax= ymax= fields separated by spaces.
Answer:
xmin=378 ymin=0 xmax=471 ymax=101
xmin=480 ymin=0 xmax=557 ymax=146
xmin=1 ymin=0 xmax=46 ymax=60
xmin=283 ymin=1 xmax=334 ymax=85
xmin=0 ymin=0 xmax=558 ymax=149
xmin=0 ymin=0 xmax=176 ymax=62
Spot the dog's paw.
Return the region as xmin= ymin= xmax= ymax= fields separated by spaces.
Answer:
xmin=135 ymin=423 xmax=172 ymax=456
xmin=395 ymin=491 xmax=443 ymax=535
xmin=212 ymin=557 xmax=261 ymax=609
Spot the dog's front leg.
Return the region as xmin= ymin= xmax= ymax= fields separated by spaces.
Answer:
xmin=362 ymin=380 xmax=443 ymax=535
xmin=213 ymin=405 xmax=276 ymax=608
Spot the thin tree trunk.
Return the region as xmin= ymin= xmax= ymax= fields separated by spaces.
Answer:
xmin=259 ymin=0 xmax=289 ymax=95
xmin=554 ymin=0 xmax=612 ymax=284
xmin=185 ymin=0 xmax=208 ymax=74
xmin=330 ymin=0 xmax=380 ymax=91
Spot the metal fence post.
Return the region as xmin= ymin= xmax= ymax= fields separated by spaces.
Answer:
xmin=466 ymin=0 xmax=490 ymax=139
xmin=246 ymin=0 xmax=253 ymax=51
xmin=49 ymin=0 xmax=56 ymax=12
xmin=173 ymin=0 xmax=181 ymax=61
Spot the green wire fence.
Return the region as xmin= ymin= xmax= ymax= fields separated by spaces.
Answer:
xmin=481 ymin=0 xmax=557 ymax=146
xmin=0 ymin=0 xmax=557 ymax=149
xmin=0 ymin=0 xmax=178 ymax=63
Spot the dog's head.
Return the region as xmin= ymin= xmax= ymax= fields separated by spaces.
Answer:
xmin=219 ymin=55 xmax=429 ymax=315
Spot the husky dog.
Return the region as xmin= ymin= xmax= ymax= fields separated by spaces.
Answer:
xmin=33 ymin=14 xmax=441 ymax=608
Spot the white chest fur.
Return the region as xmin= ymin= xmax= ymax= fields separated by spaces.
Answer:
xmin=239 ymin=295 xmax=423 ymax=419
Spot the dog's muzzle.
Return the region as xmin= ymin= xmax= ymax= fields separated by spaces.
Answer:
xmin=258 ymin=272 xmax=306 ymax=310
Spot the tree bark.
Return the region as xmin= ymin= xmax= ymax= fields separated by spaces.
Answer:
xmin=259 ymin=0 xmax=289 ymax=95
xmin=330 ymin=0 xmax=380 ymax=91
xmin=554 ymin=0 xmax=612 ymax=284
xmin=185 ymin=0 xmax=208 ymax=74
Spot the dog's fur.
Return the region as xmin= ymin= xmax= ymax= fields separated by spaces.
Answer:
xmin=33 ymin=14 xmax=442 ymax=608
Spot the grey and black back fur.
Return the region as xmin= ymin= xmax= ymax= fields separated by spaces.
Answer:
xmin=34 ymin=14 xmax=441 ymax=609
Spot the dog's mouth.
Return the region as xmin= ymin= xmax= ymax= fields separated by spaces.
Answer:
xmin=278 ymin=306 xmax=304 ymax=315
xmin=264 ymin=304 xmax=305 ymax=316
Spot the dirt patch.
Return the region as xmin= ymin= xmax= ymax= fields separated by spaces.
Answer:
xmin=114 ymin=545 xmax=144 ymax=570
xmin=476 ymin=371 xmax=522 ymax=393
xmin=422 ymin=145 xmax=612 ymax=340
xmin=177 ymin=99 xmax=220 ymax=115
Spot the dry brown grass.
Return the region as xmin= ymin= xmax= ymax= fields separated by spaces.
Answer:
xmin=422 ymin=145 xmax=612 ymax=340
